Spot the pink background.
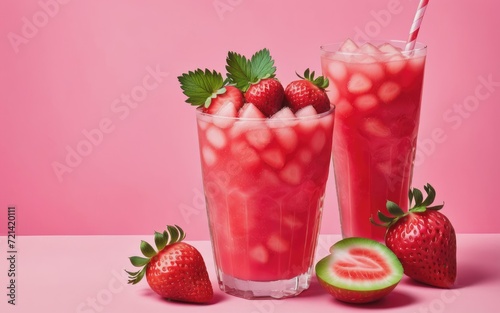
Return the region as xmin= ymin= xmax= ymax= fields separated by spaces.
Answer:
xmin=1 ymin=0 xmax=499 ymax=238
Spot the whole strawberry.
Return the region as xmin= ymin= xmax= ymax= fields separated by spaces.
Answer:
xmin=126 ymin=225 xmax=214 ymax=303
xmin=178 ymin=69 xmax=244 ymax=114
xmin=372 ymin=184 xmax=456 ymax=288
xmin=226 ymin=48 xmax=284 ymax=116
xmin=285 ymin=69 xmax=331 ymax=113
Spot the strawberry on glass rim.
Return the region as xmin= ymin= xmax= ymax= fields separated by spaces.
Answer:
xmin=372 ymin=184 xmax=457 ymax=288
xmin=285 ymin=69 xmax=331 ymax=113
xmin=178 ymin=69 xmax=244 ymax=115
xmin=225 ymin=48 xmax=285 ymax=117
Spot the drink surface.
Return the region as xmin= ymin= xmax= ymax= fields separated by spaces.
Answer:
xmin=321 ymin=41 xmax=426 ymax=241
xmin=197 ymin=106 xmax=334 ymax=281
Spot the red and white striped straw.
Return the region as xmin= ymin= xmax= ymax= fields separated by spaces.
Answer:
xmin=405 ymin=0 xmax=429 ymax=51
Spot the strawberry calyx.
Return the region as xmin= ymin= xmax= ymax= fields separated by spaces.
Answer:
xmin=178 ymin=69 xmax=230 ymax=108
xmin=226 ymin=48 xmax=276 ymax=92
xmin=126 ymin=225 xmax=186 ymax=284
xmin=296 ymin=68 xmax=329 ymax=90
xmin=371 ymin=183 xmax=445 ymax=228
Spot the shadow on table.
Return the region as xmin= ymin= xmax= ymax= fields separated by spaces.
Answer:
xmin=300 ymin=278 xmax=417 ymax=308
xmin=327 ymin=290 xmax=417 ymax=309
xmin=401 ymin=261 xmax=495 ymax=289
xmin=139 ymin=287 xmax=230 ymax=305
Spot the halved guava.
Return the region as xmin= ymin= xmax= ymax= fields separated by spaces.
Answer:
xmin=315 ymin=237 xmax=403 ymax=303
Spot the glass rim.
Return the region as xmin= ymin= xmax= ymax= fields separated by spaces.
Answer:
xmin=320 ymin=40 xmax=427 ymax=56
xmin=195 ymin=106 xmax=334 ymax=122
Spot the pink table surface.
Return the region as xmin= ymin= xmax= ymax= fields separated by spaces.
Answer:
xmin=1 ymin=234 xmax=499 ymax=313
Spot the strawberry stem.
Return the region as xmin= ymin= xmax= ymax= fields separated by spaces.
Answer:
xmin=371 ymin=183 xmax=444 ymax=228
xmin=126 ymin=225 xmax=186 ymax=285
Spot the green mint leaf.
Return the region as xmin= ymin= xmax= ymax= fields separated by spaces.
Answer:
xmin=408 ymin=188 xmax=414 ymax=207
xmin=250 ymin=48 xmax=276 ymax=81
xmin=226 ymin=51 xmax=253 ymax=91
xmin=178 ymin=69 xmax=225 ymax=106
xmin=226 ymin=48 xmax=276 ymax=92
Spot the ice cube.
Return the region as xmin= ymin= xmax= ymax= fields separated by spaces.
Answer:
xmin=202 ymin=146 xmax=217 ymax=167
xmin=267 ymin=234 xmax=289 ymax=253
xmin=334 ymin=98 xmax=355 ymax=119
xmin=283 ymin=215 xmax=304 ymax=230
xmin=363 ymin=118 xmax=391 ymax=137
xmin=386 ymin=55 xmax=407 ymax=75
xmin=378 ymin=43 xmax=403 ymax=55
xmin=296 ymin=105 xmax=320 ymax=134
xmin=354 ymin=94 xmax=379 ymax=111
xmin=295 ymin=105 xmax=318 ymax=117
xmin=311 ymin=130 xmax=326 ymax=154
xmin=358 ymin=42 xmax=382 ymax=54
xmin=298 ymin=148 xmax=312 ymax=164
xmin=378 ymin=81 xmax=401 ymax=103
xmin=269 ymin=107 xmax=298 ymax=128
xmin=273 ymin=127 xmax=298 ymax=153
xmin=249 ymin=245 xmax=269 ymax=264
xmin=206 ymin=126 xmax=227 ymax=149
xmin=213 ymin=102 xmax=238 ymax=128
xmin=231 ymin=142 xmax=259 ymax=168
xmin=197 ymin=119 xmax=210 ymax=131
xmin=339 ymin=38 xmax=359 ymax=53
xmin=279 ymin=162 xmax=303 ymax=185
xmin=246 ymin=127 xmax=272 ymax=150
xmin=327 ymin=61 xmax=347 ymax=81
xmin=353 ymin=59 xmax=385 ymax=81
xmin=319 ymin=111 xmax=334 ymax=131
xmin=347 ymin=73 xmax=372 ymax=94
xmin=271 ymin=106 xmax=296 ymax=119
xmin=239 ymin=102 xmax=266 ymax=119
xmin=261 ymin=148 xmax=285 ymax=169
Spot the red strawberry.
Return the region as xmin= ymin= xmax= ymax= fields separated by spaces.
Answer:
xmin=284 ymin=69 xmax=331 ymax=113
xmin=245 ymin=78 xmax=284 ymax=116
xmin=226 ymin=48 xmax=284 ymax=116
xmin=126 ymin=225 xmax=214 ymax=303
xmin=178 ymin=69 xmax=244 ymax=114
xmin=372 ymin=184 xmax=457 ymax=288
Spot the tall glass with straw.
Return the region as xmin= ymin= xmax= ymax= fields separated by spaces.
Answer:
xmin=320 ymin=0 xmax=430 ymax=241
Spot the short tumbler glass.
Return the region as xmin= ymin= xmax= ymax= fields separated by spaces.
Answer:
xmin=196 ymin=107 xmax=334 ymax=299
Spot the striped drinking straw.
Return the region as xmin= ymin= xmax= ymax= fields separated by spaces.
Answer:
xmin=405 ymin=0 xmax=429 ymax=51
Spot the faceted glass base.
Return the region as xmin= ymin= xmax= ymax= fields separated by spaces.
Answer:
xmin=216 ymin=268 xmax=312 ymax=299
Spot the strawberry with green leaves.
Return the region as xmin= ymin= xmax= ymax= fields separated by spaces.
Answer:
xmin=285 ymin=69 xmax=331 ymax=113
xmin=372 ymin=184 xmax=457 ymax=288
xmin=178 ymin=69 xmax=244 ymax=114
xmin=126 ymin=225 xmax=214 ymax=303
xmin=226 ymin=48 xmax=284 ymax=117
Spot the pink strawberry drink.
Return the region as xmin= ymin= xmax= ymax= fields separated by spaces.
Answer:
xmin=321 ymin=40 xmax=426 ymax=241
xmin=197 ymin=103 xmax=334 ymax=298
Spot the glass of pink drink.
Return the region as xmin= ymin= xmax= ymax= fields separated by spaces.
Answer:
xmin=196 ymin=104 xmax=334 ymax=299
xmin=320 ymin=40 xmax=426 ymax=241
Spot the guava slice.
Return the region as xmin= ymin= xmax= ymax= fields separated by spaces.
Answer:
xmin=315 ymin=237 xmax=403 ymax=303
